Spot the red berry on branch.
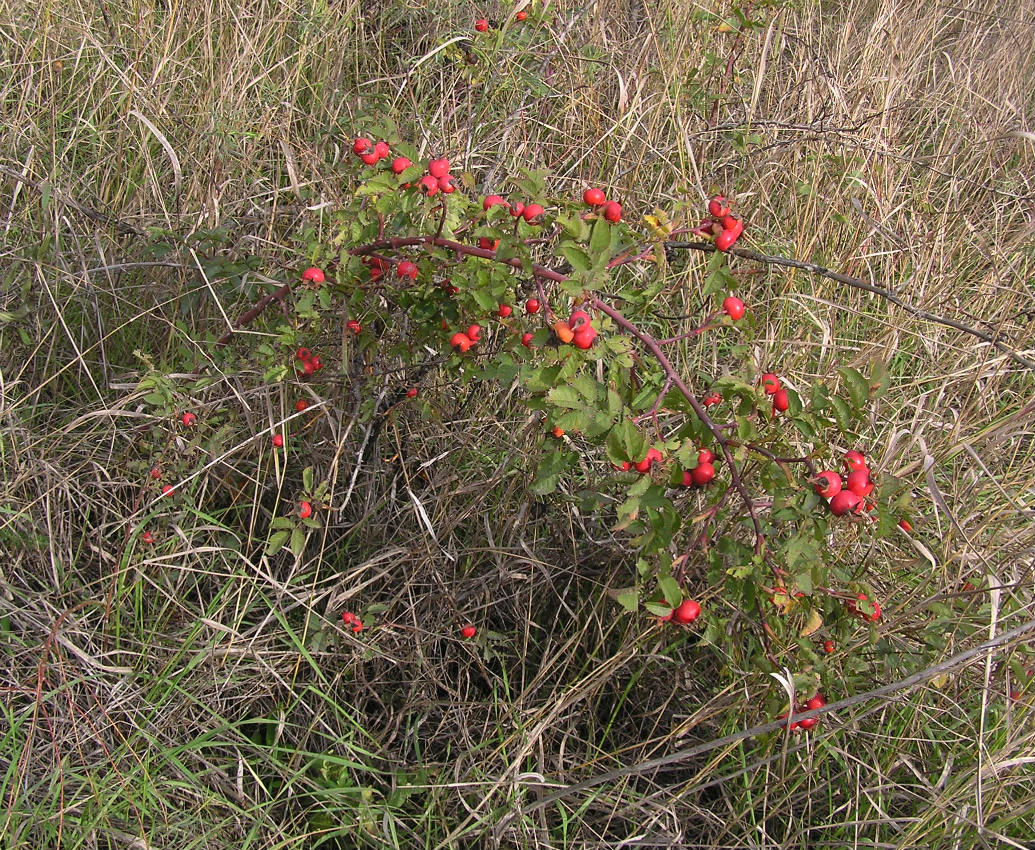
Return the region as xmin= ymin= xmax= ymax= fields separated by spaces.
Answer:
xmin=708 ymin=195 xmax=730 ymax=218
xmin=525 ymin=298 xmax=540 ymax=314
xmin=346 ymin=320 xmax=361 ymax=334
xmin=483 ymin=194 xmax=508 ymax=211
xmin=418 ymin=174 xmax=440 ymax=196
xmin=515 ymin=9 xmax=527 ymax=20
xmin=521 ymin=332 xmax=534 ymax=347
xmin=272 ymin=434 xmax=284 ymax=448
xmin=722 ymin=296 xmax=745 ymax=320
xmin=180 ymin=412 xmax=197 ymax=427
xmin=298 ymin=501 xmax=313 ymax=519
xmin=437 ymin=175 xmax=456 ymax=194
xmin=460 ymin=624 xmax=477 ymax=638
xmin=352 ymin=137 xmax=372 ymax=155
xmin=583 ymin=187 xmax=606 ymax=206
xmin=450 ymin=332 xmax=473 ymax=352
xmin=406 ymin=388 xmax=418 ymax=398
xmin=703 ymin=391 xmax=723 ymax=406
xmin=466 ymin=324 xmax=482 ymax=342
xmin=772 ymin=388 xmax=790 ymax=413
xmin=391 ymin=156 xmax=412 ymax=174
xmin=829 ymin=489 xmax=862 ymax=516
xmin=374 ymin=140 xmax=391 ymax=158
xmin=691 ymin=461 xmax=716 ymax=486
xmin=602 ymin=201 xmax=622 ymax=223
xmin=823 ymin=640 xmax=835 ymax=653
xmin=359 ymin=152 xmax=379 ymax=166
xmin=150 ymin=467 xmax=162 ymax=480
xmin=844 ymin=450 xmax=867 ymax=471
xmin=474 ymin=18 xmax=489 ymax=32
xmin=301 ymin=267 xmax=325 ymax=284
xmin=297 ymin=347 xmax=312 ymax=361
xmin=522 ymin=203 xmax=544 ymax=224
xmin=397 ymin=260 xmax=418 ymax=280
xmin=428 ymin=158 xmax=450 ymax=178
xmin=161 ymin=484 xmax=174 ymax=497
xmin=497 ymin=304 xmax=512 ymax=318
xmin=761 ymin=373 xmax=781 ymax=395
xmin=846 ymin=468 xmax=871 ymax=497
xmin=672 ymin=598 xmax=701 ymax=624
xmin=813 ymin=471 xmax=842 ymax=498
xmin=295 ymin=399 xmax=309 ymax=412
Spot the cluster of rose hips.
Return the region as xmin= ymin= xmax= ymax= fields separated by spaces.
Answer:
xmin=813 ymin=449 xmax=875 ymax=517
xmin=760 ymin=371 xmax=790 ymax=415
xmin=351 ymin=136 xmax=393 ymax=167
xmin=483 ymin=192 xmax=545 ymax=224
xmin=474 ymin=8 xmax=527 ymax=32
xmin=778 ymin=692 xmax=826 ymax=731
xmin=658 ymin=598 xmax=702 ymax=625
xmin=450 ymin=323 xmax=483 ymax=352
xmin=704 ymin=195 xmax=745 ymax=252
xmin=295 ymin=346 xmax=324 ymax=375
xmin=342 ymin=611 xmax=363 ymax=633
xmin=582 ymin=187 xmax=622 ymax=223
xmin=682 ymin=448 xmax=718 ymax=487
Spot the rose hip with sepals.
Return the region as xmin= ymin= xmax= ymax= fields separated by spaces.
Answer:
xmin=373 ymin=140 xmax=390 ymax=159
xmin=418 ymin=174 xmax=439 ymax=196
xmin=301 ymin=267 xmax=325 ymax=284
xmin=522 ymin=203 xmax=545 ymax=224
xmin=483 ymin=194 xmax=508 ymax=211
xmin=708 ymin=195 xmax=730 ymax=218
xmin=352 ymin=137 xmax=372 ymax=155
xmin=813 ymin=471 xmax=842 ymax=498
xmin=761 ymin=373 xmax=781 ymax=395
xmin=466 ymin=324 xmax=482 ymax=342
xmin=844 ymin=450 xmax=867 ymax=471
xmin=346 ymin=320 xmax=361 ymax=334
xmin=180 ymin=412 xmax=197 ymax=427
xmin=521 ymin=332 xmax=533 ymax=347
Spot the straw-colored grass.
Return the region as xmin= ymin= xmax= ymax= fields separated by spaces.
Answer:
xmin=1 ymin=0 xmax=1033 ymax=847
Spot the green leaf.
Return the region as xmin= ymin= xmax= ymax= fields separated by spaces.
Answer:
xmin=303 ymin=466 xmax=314 ymax=492
xmin=547 ymin=385 xmax=583 ymax=409
xmin=589 ymin=216 xmax=611 ymax=258
xmin=615 ymin=588 xmax=640 ymax=612
xmin=290 ymin=527 xmax=306 ymax=558
xmin=266 ymin=530 xmax=290 ymax=556
xmin=839 ymin=367 xmax=870 ymax=411
xmin=829 ymin=395 xmax=852 ymax=429
xmin=658 ymin=575 xmax=682 ymax=608
xmin=560 ymin=241 xmax=591 ymax=271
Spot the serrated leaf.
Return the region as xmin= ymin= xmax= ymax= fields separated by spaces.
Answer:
xmin=560 ymin=242 xmax=591 ymax=271
xmin=547 ymin=385 xmax=583 ymax=409
xmin=615 ymin=588 xmax=640 ymax=612
xmin=589 ymin=216 xmax=611 ymax=258
xmin=290 ymin=527 xmax=306 ymax=558
xmin=658 ymin=575 xmax=682 ymax=608
xmin=829 ymin=395 xmax=852 ymax=429
xmin=266 ymin=530 xmax=290 ymax=556
xmin=303 ymin=467 xmax=314 ymax=492
xmin=839 ymin=367 xmax=870 ymax=411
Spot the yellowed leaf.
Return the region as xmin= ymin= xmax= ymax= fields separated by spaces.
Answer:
xmin=800 ymin=608 xmax=823 ymax=637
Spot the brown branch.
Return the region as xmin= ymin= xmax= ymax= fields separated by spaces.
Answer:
xmin=589 ymin=295 xmax=766 ymax=554
xmin=667 ymin=240 xmax=1035 ymax=372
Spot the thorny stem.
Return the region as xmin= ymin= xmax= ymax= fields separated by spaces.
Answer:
xmin=668 ymin=240 xmax=1035 ymax=372
xmin=588 ymin=295 xmax=766 ymax=554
